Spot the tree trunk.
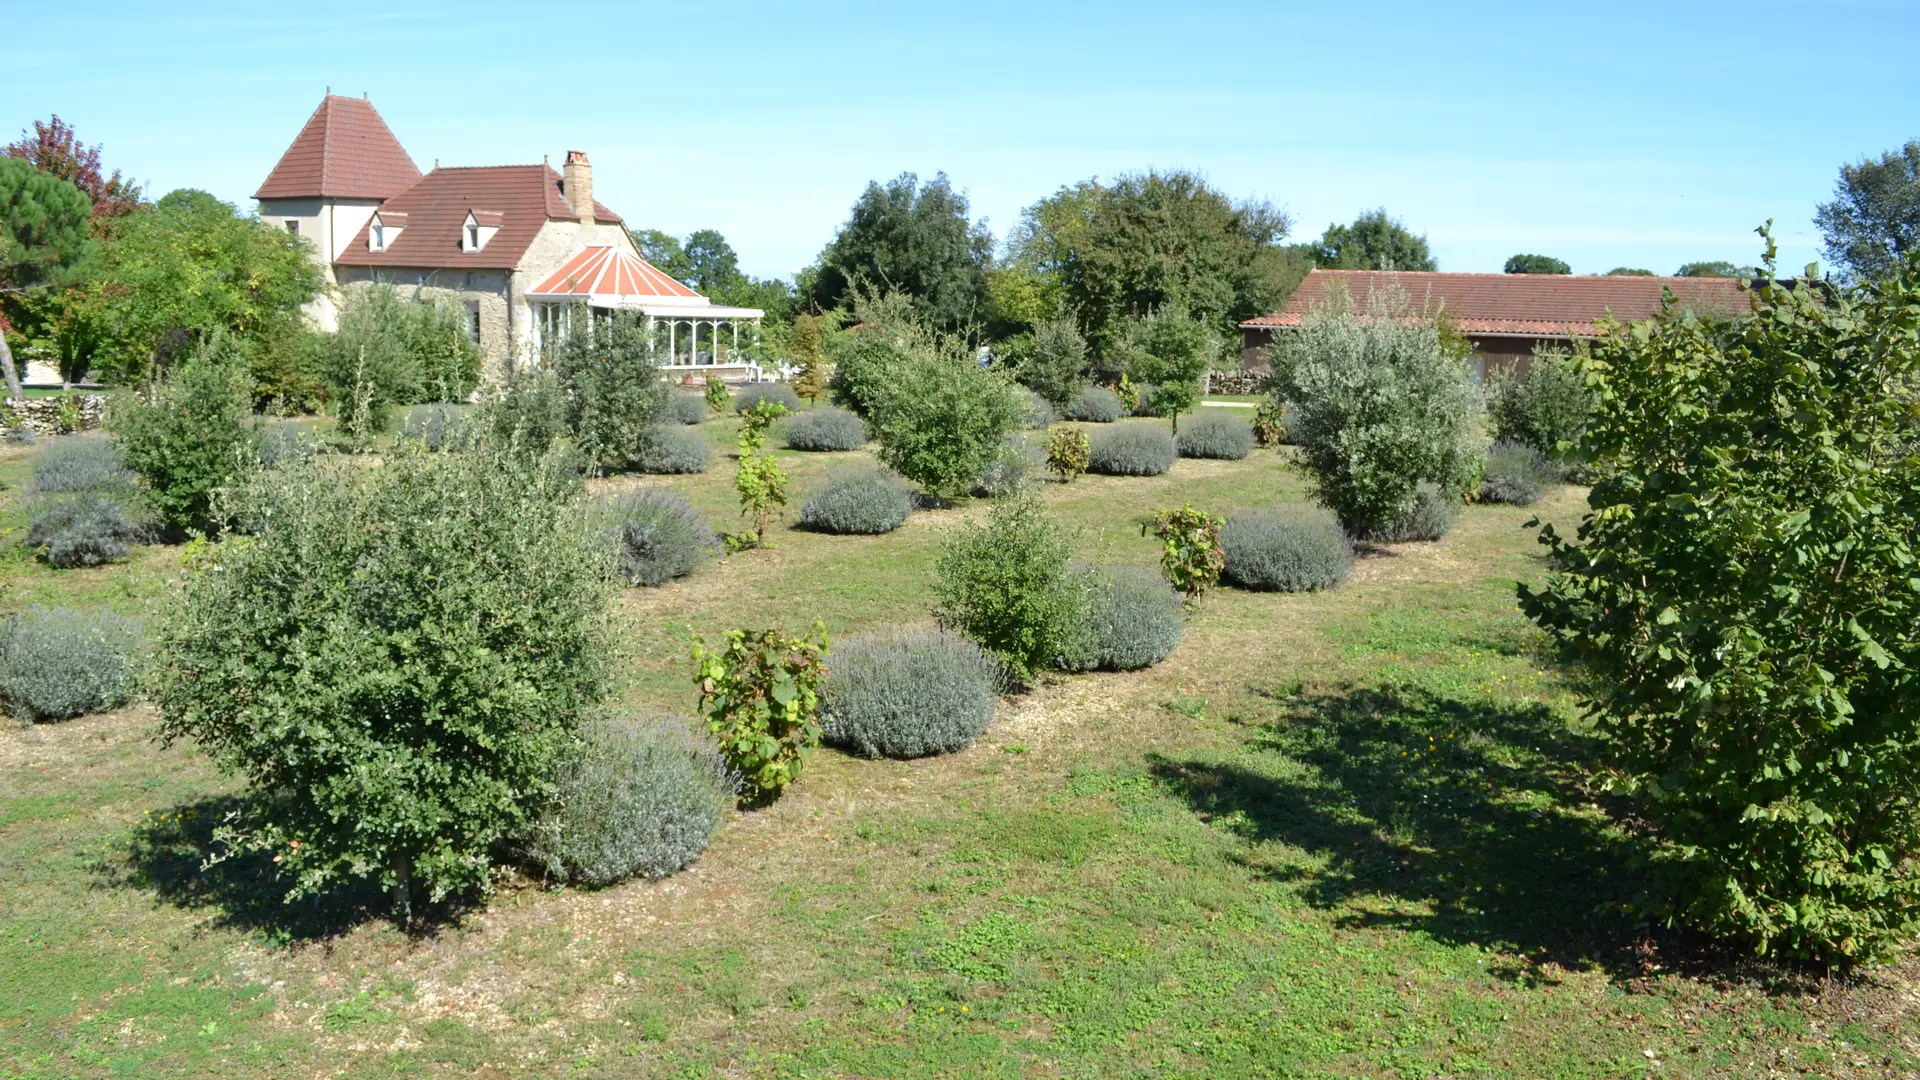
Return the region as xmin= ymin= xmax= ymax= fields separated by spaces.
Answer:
xmin=391 ymin=852 xmax=413 ymax=926
xmin=0 ymin=329 xmax=25 ymax=404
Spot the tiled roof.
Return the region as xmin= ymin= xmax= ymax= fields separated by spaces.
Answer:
xmin=254 ymin=95 xmax=421 ymax=200
xmin=333 ymin=164 xmax=622 ymax=270
xmin=1241 ymin=269 xmax=1751 ymax=337
xmin=527 ymin=246 xmax=704 ymax=301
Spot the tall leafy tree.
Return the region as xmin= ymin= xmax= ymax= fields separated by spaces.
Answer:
xmin=1676 ymin=260 xmax=1751 ymax=278
xmin=1504 ymin=253 xmax=1571 ymax=274
xmin=1010 ymin=170 xmax=1302 ymax=361
xmin=3 ymin=115 xmax=143 ymax=228
xmin=808 ymin=172 xmax=993 ymax=333
xmin=70 ymin=189 xmax=320 ymax=384
xmin=1309 ymin=209 xmax=1437 ymax=272
xmin=1814 ymin=139 xmax=1920 ymax=282
xmin=632 ymin=229 xmax=693 ymax=281
xmin=1606 ymin=267 xmax=1655 ymax=276
xmin=0 ymin=158 xmax=94 ymax=400
xmin=1117 ymin=304 xmax=1219 ymax=432
xmin=682 ymin=228 xmax=742 ymax=293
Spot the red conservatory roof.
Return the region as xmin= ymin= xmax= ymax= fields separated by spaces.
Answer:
xmin=527 ymin=246 xmax=704 ymax=302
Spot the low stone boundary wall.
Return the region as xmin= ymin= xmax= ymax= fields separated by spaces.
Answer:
xmin=3 ymin=394 xmax=109 ymax=436
xmin=1206 ymin=369 xmax=1269 ymax=396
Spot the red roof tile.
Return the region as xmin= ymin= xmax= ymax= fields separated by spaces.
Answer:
xmin=527 ymin=246 xmax=703 ymax=301
xmin=255 ymin=95 xmax=421 ymax=200
xmin=1242 ymin=270 xmax=1751 ymax=337
xmin=333 ymin=165 xmax=622 ymax=270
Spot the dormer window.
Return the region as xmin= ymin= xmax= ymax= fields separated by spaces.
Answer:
xmin=462 ymin=210 xmax=503 ymax=253
xmin=368 ymin=210 xmax=406 ymax=252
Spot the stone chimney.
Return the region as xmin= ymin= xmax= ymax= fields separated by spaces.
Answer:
xmin=562 ymin=150 xmax=594 ymax=227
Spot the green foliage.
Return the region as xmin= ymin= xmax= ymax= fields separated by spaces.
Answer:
xmin=1008 ymin=170 xmax=1303 ymax=361
xmin=319 ymin=286 xmax=483 ymax=429
xmin=1487 ymin=346 xmax=1595 ymax=463
xmin=783 ymin=404 xmax=867 ymax=451
xmin=1145 ymin=504 xmax=1226 ymax=601
xmin=1503 ymin=253 xmax=1571 ymax=275
xmin=1088 ymin=424 xmax=1175 ymax=476
xmin=691 ymin=624 xmax=829 ymax=804
xmin=1056 ymin=564 xmax=1183 ymax=672
xmin=633 ymin=425 xmax=708 ymax=475
xmin=525 ymin=712 xmax=735 ymax=887
xmin=1062 ymin=386 xmax=1122 ymax=423
xmin=934 ymin=493 xmax=1076 ymax=685
xmin=28 ymin=490 xmax=146 ymax=567
xmin=825 ymin=293 xmax=926 ymax=417
xmin=1675 ymin=260 xmax=1751 ymax=278
xmin=605 ymin=486 xmax=718 ymax=586
xmin=1309 ymin=208 xmax=1436 ymax=272
xmin=807 ymin=172 xmax=993 ymax=332
xmin=823 ymin=628 xmax=1003 ymax=759
xmin=1023 ymin=389 xmax=1054 ymax=429
xmin=727 ymin=401 xmax=790 ymax=549
xmin=0 ymin=605 xmax=141 ymax=722
xmin=1010 ymin=318 xmax=1089 ymax=408
xmin=480 ymin=367 xmax=568 ymax=455
xmin=867 ymin=335 xmax=1026 ymax=499
xmin=398 ymin=403 xmax=467 ymax=451
xmin=548 ymin=305 xmax=669 ymax=471
xmin=108 ymin=329 xmax=255 ymax=536
xmin=1607 ymin=267 xmax=1655 ymax=276
xmin=734 ymin=382 xmax=801 ymax=414
xmin=70 ymin=189 xmax=321 ymax=384
xmin=0 ymin=156 xmax=93 ymax=295
xmin=31 ymin=435 xmax=133 ymax=495
xmin=1220 ymin=509 xmax=1353 ymax=592
xmin=1046 ymin=427 xmax=1090 ymax=483
xmin=703 ymin=375 xmax=730 ymax=414
xmin=972 ymin=435 xmax=1039 ymax=497
xmin=665 ymin=394 xmax=708 ymax=425
xmin=799 ymin=468 xmax=914 ymax=534
xmin=1251 ymin=398 xmax=1290 ymax=446
xmin=1117 ymin=305 xmax=1218 ymax=429
xmin=1376 ymin=482 xmax=1458 ymax=542
xmin=1175 ymin=412 xmax=1254 ymax=460
xmin=789 ymin=314 xmax=830 ymax=402
xmin=1273 ymin=287 xmax=1481 ymax=538
xmin=1478 ymin=439 xmax=1554 ymax=505
xmin=1814 ymin=139 xmax=1920 ymax=282
xmin=156 ymin=445 xmax=613 ymax=912
xmin=1520 ymin=240 xmax=1920 ymax=965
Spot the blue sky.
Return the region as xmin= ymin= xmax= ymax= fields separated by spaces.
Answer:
xmin=5 ymin=1 xmax=1916 ymax=282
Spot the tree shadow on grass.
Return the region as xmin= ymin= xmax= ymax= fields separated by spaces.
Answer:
xmin=1149 ymin=683 xmax=1744 ymax=985
xmin=103 ymin=794 xmax=467 ymax=944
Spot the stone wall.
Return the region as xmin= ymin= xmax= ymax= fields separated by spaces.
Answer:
xmin=1207 ymin=369 xmax=1269 ymax=396
xmin=2 ymin=394 xmax=108 ymax=436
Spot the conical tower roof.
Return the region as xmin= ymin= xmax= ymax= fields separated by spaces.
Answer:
xmin=255 ymin=94 xmax=421 ymax=200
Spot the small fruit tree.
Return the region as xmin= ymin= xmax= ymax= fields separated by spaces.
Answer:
xmin=692 ymin=624 xmax=830 ymax=804
xmin=1145 ymin=503 xmax=1225 ymax=601
xmin=1045 ymin=428 xmax=1090 ymax=483
xmin=729 ymin=399 xmax=789 ymax=550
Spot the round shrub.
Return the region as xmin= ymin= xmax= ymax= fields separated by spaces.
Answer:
xmin=973 ymin=436 xmax=1039 ymax=498
xmin=1375 ymin=482 xmax=1458 ymax=542
xmin=1063 ymin=386 xmax=1123 ymax=423
xmin=734 ymin=382 xmax=801 ymax=415
xmin=799 ymin=469 xmax=915 ymax=534
xmin=1058 ymin=564 xmax=1183 ymax=672
xmin=1479 ymin=439 xmax=1554 ymax=505
xmin=1221 ymin=509 xmax=1353 ymax=592
xmin=783 ymin=405 xmax=868 ymax=451
xmin=1175 ymin=413 xmax=1255 ymax=460
xmin=27 ymin=492 xmax=147 ymax=568
xmin=399 ymin=403 xmax=467 ymax=450
xmin=0 ymin=606 xmax=142 ymax=722
xmin=526 ymin=712 xmax=736 ymax=887
xmin=633 ymin=425 xmax=710 ymax=474
xmin=1128 ymin=382 xmax=1163 ymax=417
xmin=1025 ymin=391 xmax=1055 ymax=430
xmin=255 ymin=422 xmax=324 ymax=467
xmin=665 ymin=395 xmax=709 ymax=426
xmin=606 ymin=487 xmax=718 ymax=587
xmin=1088 ymin=425 xmax=1175 ymax=476
xmin=823 ymin=628 xmax=1004 ymax=759
xmin=31 ymin=436 xmax=135 ymax=495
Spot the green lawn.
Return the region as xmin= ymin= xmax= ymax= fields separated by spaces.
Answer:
xmin=1 ymin=414 xmax=1915 ymax=1078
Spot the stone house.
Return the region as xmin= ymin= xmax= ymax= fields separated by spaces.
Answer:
xmin=1239 ymin=269 xmax=1748 ymax=379
xmin=255 ymin=94 xmax=761 ymax=380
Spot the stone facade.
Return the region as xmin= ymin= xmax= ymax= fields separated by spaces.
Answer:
xmin=2 ymin=394 xmax=108 ymax=436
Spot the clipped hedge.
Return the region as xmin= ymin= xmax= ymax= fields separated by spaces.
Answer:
xmin=1089 ymin=425 xmax=1175 ymax=476
xmin=783 ymin=405 xmax=868 ymax=451
xmin=1063 ymin=386 xmax=1123 ymax=423
xmin=823 ymin=628 xmax=1003 ymax=758
xmin=1221 ymin=509 xmax=1353 ymax=592
xmin=799 ymin=469 xmax=915 ymax=535
xmin=525 ymin=712 xmax=736 ymax=887
xmin=734 ymin=382 xmax=801 ymax=415
xmin=633 ymin=425 xmax=710 ymax=474
xmin=1058 ymin=564 xmax=1183 ymax=672
xmin=1175 ymin=413 xmax=1255 ymax=460
xmin=0 ymin=606 xmax=142 ymax=722
xmin=606 ymin=487 xmax=718 ymax=587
